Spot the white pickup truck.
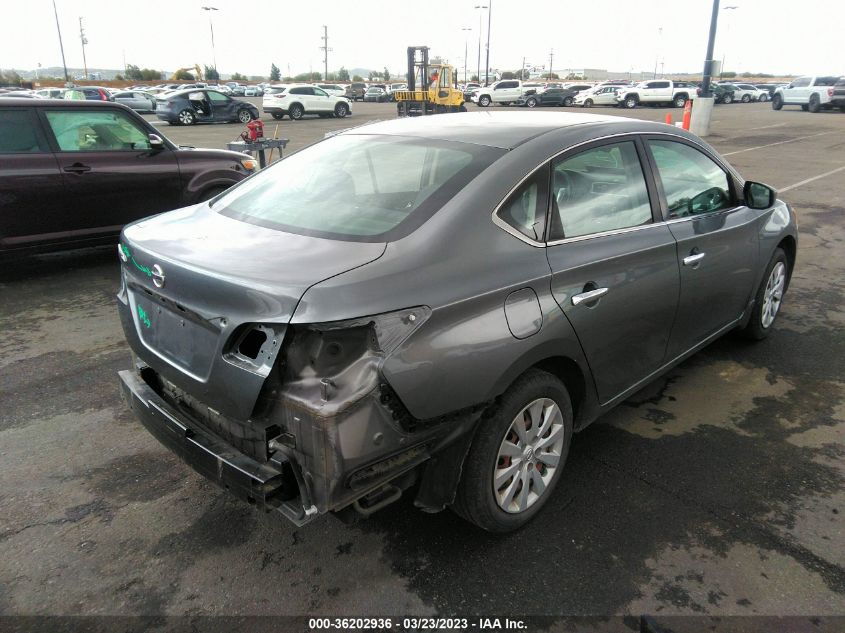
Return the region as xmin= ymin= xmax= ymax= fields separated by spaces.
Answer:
xmin=615 ymin=80 xmax=696 ymax=108
xmin=472 ymin=80 xmax=525 ymax=106
xmin=772 ymin=76 xmax=842 ymax=113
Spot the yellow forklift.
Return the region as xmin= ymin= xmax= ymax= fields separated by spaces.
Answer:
xmin=395 ymin=46 xmax=466 ymax=116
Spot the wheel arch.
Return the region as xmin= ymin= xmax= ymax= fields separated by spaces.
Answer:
xmin=777 ymin=234 xmax=797 ymax=288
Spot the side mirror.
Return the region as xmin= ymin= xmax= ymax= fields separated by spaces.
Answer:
xmin=148 ymin=133 xmax=165 ymax=150
xmin=744 ymin=181 xmax=776 ymax=209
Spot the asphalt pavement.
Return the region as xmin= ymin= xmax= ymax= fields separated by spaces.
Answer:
xmin=1 ymin=100 xmax=843 ymax=630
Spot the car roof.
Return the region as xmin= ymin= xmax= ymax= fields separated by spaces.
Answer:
xmin=343 ymin=111 xmax=667 ymax=150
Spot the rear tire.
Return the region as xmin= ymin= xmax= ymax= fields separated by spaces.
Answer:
xmin=674 ymin=94 xmax=688 ymax=108
xmin=526 ymin=97 xmax=538 ymax=108
xmin=772 ymin=94 xmax=783 ymax=110
xmin=237 ymin=108 xmax=252 ymax=123
xmin=722 ymin=93 xmax=733 ymax=104
xmin=452 ymin=369 xmax=574 ymax=533
xmin=742 ymin=248 xmax=788 ymax=340
xmin=759 ymin=93 xmax=768 ymax=102
xmin=808 ymin=94 xmax=821 ymax=113
xmin=563 ymin=96 xmax=574 ymax=107
xmin=271 ymin=112 xmax=284 ymax=120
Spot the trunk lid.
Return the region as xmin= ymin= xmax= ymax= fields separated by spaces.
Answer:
xmin=120 ymin=203 xmax=386 ymax=419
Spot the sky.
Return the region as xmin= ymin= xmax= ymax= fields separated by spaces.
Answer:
xmin=3 ymin=0 xmax=843 ymax=78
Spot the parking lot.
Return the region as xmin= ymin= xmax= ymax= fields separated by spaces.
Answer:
xmin=1 ymin=100 xmax=844 ymax=625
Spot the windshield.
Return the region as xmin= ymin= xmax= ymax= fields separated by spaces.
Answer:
xmin=214 ymin=134 xmax=503 ymax=242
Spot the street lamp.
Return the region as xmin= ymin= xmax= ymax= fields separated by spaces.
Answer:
xmin=51 ymin=0 xmax=69 ymax=84
xmin=461 ymin=27 xmax=472 ymax=84
xmin=690 ymin=0 xmax=725 ymax=137
xmin=720 ymin=5 xmax=739 ymax=80
xmin=201 ymin=6 xmax=218 ymax=76
xmin=474 ymin=5 xmax=487 ymax=84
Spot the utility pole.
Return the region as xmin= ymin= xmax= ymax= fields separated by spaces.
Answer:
xmin=484 ymin=0 xmax=492 ymax=85
xmin=52 ymin=0 xmax=69 ymax=84
xmin=521 ymin=56 xmax=526 ymax=81
xmin=78 ymin=17 xmax=88 ymax=80
xmin=548 ymin=48 xmax=553 ymax=80
xmin=320 ymin=26 xmax=333 ymax=80
xmin=201 ymin=6 xmax=218 ymax=73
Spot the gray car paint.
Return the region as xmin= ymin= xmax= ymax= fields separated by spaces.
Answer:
xmin=117 ymin=112 xmax=798 ymax=523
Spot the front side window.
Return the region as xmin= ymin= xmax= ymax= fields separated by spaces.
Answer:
xmin=207 ymin=91 xmax=229 ymax=102
xmin=313 ymin=88 xmax=328 ymax=97
xmin=45 ymin=109 xmax=151 ymax=152
xmin=549 ymin=141 xmax=652 ymax=240
xmin=648 ymin=140 xmax=732 ymax=218
xmin=790 ymin=77 xmax=810 ymax=88
xmin=0 ymin=110 xmax=47 ymax=153
xmin=215 ymin=134 xmax=502 ymax=241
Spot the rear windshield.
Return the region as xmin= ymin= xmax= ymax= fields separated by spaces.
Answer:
xmin=214 ymin=134 xmax=503 ymax=242
xmin=814 ymin=76 xmax=839 ymax=86
xmin=266 ymin=86 xmax=287 ymax=94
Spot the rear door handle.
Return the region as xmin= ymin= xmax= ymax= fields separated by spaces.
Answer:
xmin=63 ymin=163 xmax=91 ymax=174
xmin=683 ymin=252 xmax=706 ymax=266
xmin=572 ymin=287 xmax=608 ymax=306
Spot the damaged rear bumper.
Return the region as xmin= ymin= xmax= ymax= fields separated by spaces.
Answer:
xmin=118 ymin=368 xmax=319 ymax=526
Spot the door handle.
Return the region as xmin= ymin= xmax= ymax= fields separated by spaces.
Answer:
xmin=572 ymin=287 xmax=609 ymax=306
xmin=63 ymin=163 xmax=91 ymax=174
xmin=683 ymin=252 xmax=706 ymax=266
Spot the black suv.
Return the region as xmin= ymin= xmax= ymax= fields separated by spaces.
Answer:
xmin=0 ymin=99 xmax=256 ymax=255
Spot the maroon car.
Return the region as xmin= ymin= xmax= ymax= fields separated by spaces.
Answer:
xmin=0 ymin=98 xmax=257 ymax=255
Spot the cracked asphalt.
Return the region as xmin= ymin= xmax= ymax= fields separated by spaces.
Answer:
xmin=0 ymin=101 xmax=843 ymax=628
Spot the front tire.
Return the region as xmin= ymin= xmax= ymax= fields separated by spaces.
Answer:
xmin=722 ymin=93 xmax=733 ymax=104
xmin=334 ymin=102 xmax=349 ymax=118
xmin=453 ymin=369 xmax=573 ymax=532
xmin=177 ymin=109 xmax=196 ymax=125
xmin=289 ymin=103 xmax=304 ymax=120
xmin=624 ymin=96 xmax=638 ymax=108
xmin=772 ymin=94 xmax=783 ymax=110
xmin=674 ymin=94 xmax=688 ymax=108
xmin=478 ymin=95 xmax=492 ymax=107
xmin=271 ymin=112 xmax=284 ymax=120
xmin=237 ymin=108 xmax=252 ymax=123
xmin=526 ymin=97 xmax=537 ymax=108
xmin=742 ymin=248 xmax=788 ymax=340
xmin=741 ymin=94 xmax=751 ymax=103
xmin=563 ymin=96 xmax=574 ymax=107
xmin=583 ymin=98 xmax=593 ymax=108
xmin=759 ymin=93 xmax=768 ymax=102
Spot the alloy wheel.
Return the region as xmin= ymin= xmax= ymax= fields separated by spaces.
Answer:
xmin=178 ymin=110 xmax=195 ymax=125
xmin=493 ymin=398 xmax=565 ymax=514
xmin=761 ymin=261 xmax=786 ymax=328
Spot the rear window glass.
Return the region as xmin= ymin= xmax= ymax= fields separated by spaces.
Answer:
xmin=215 ymin=134 xmax=503 ymax=242
xmin=814 ymin=77 xmax=839 ymax=86
xmin=266 ymin=87 xmax=287 ymax=94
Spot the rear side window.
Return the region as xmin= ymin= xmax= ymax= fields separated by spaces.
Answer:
xmin=813 ymin=76 xmax=839 ymax=86
xmin=45 ymin=109 xmax=152 ymax=152
xmin=648 ymin=140 xmax=732 ymax=218
xmin=549 ymin=141 xmax=652 ymax=240
xmin=0 ymin=110 xmax=47 ymax=153
xmin=497 ymin=167 xmax=549 ymax=241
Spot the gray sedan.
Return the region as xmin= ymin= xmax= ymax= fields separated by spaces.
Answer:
xmin=116 ymin=112 xmax=797 ymax=532
xmin=112 ymin=90 xmax=156 ymax=112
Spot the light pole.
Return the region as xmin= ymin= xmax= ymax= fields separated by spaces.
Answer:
xmin=548 ymin=48 xmax=553 ymax=80
xmin=690 ymin=0 xmax=722 ymax=137
xmin=484 ymin=0 xmax=492 ymax=85
xmin=474 ymin=4 xmax=487 ymax=83
xmin=653 ymin=26 xmax=662 ymax=79
xmin=52 ymin=0 xmax=69 ymax=84
xmin=462 ymin=27 xmax=472 ymax=84
xmin=201 ymin=6 xmax=218 ymax=76
xmin=720 ymin=5 xmax=738 ymax=80
xmin=78 ymin=17 xmax=88 ymax=80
